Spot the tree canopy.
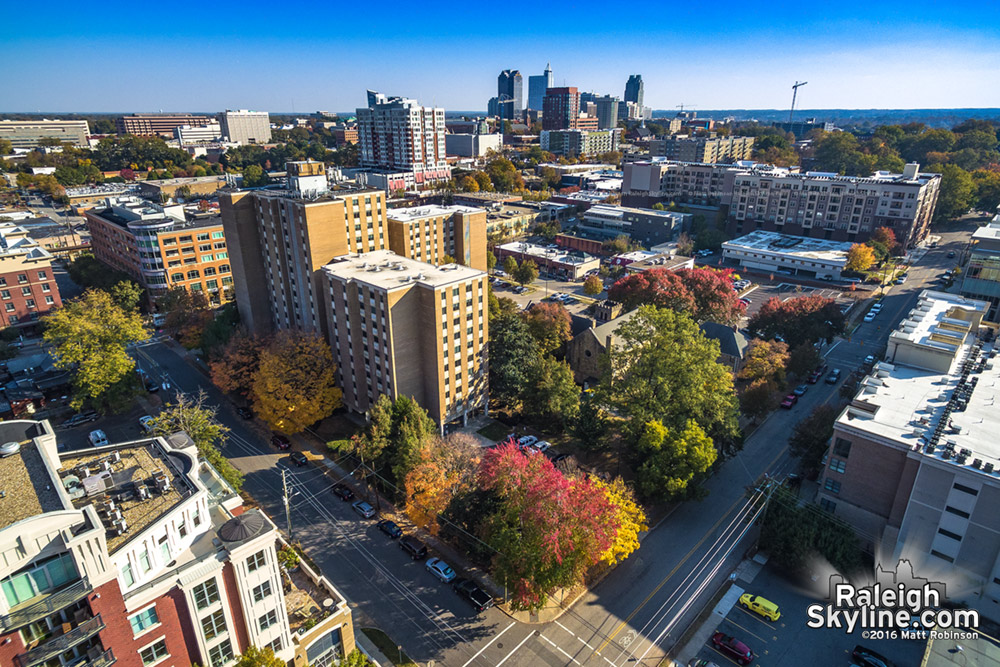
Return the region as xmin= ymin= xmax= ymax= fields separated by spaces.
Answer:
xmin=748 ymin=295 xmax=846 ymax=348
xmin=845 ymin=244 xmax=876 ymax=272
xmin=524 ymin=302 xmax=572 ymax=355
xmin=608 ymin=268 xmax=744 ymax=325
xmin=635 ymin=419 xmax=718 ymax=500
xmin=151 ymin=391 xmax=243 ymax=491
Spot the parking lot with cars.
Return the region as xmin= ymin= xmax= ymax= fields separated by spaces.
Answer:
xmin=689 ymin=566 xmax=926 ymax=666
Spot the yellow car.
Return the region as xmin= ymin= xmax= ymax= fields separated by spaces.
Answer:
xmin=739 ymin=593 xmax=781 ymax=621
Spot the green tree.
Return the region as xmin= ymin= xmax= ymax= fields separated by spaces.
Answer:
xmin=67 ymin=253 xmax=135 ymax=292
xmin=599 ymin=306 xmax=739 ymax=441
xmin=513 ymin=259 xmax=538 ymax=286
xmin=0 ymin=139 xmax=12 ymax=155
xmin=243 ymin=164 xmax=269 ymax=187
xmin=110 ymin=280 xmax=144 ymax=313
xmin=44 ymin=289 xmax=149 ymax=410
xmin=362 ymin=395 xmax=437 ymax=492
xmin=502 ymin=255 xmax=518 ymax=276
xmin=151 ymin=391 xmax=243 ymax=491
xmin=524 ymin=301 xmax=571 ymax=355
xmin=232 ymin=646 xmax=284 ymax=667
xmin=486 ymin=250 xmax=497 ymax=272
xmin=973 ymin=169 xmax=1000 ymax=212
xmin=787 ymin=343 xmax=820 ymax=378
xmin=931 ymin=163 xmax=976 ymax=221
xmin=573 ymin=396 xmax=608 ymax=450
xmin=635 ymin=419 xmax=717 ymax=500
xmin=489 ymin=312 xmax=539 ymax=405
xmin=522 ymin=356 xmax=580 ymax=426
xmin=760 ymin=486 xmax=863 ymax=574
xmin=788 ymin=404 xmax=840 ymax=476
xmin=739 ymin=339 xmax=790 ymax=386
xmin=740 ymin=378 xmax=780 ymax=424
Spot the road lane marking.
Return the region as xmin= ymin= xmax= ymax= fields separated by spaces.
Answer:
xmin=540 ymin=634 xmax=582 ymax=665
xmin=495 ymin=631 xmax=536 ymax=667
xmin=554 ymin=620 xmax=574 ymax=635
xmin=460 ymin=622 xmax=515 ymax=667
xmin=575 ymin=636 xmax=597 ymax=651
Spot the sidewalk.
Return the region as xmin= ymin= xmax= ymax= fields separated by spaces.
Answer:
xmin=355 ymin=630 xmax=394 ymax=667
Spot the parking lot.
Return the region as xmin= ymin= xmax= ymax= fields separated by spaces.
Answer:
xmin=491 ymin=274 xmax=597 ymax=315
xmin=736 ymin=282 xmax=861 ymax=319
xmin=689 ymin=565 xmax=927 ymax=666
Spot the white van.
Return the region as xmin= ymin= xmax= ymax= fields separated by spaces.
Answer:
xmin=88 ymin=429 xmax=109 ymax=447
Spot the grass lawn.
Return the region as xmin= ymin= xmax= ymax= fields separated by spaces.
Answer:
xmin=476 ymin=420 xmax=510 ymax=442
xmin=361 ymin=628 xmax=417 ymax=667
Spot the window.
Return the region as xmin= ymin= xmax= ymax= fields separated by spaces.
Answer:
xmin=197 ymin=233 xmax=210 ymax=241
xmin=209 ymin=639 xmax=234 ymax=667
xmin=4 ymin=303 xmax=13 ymax=312
xmin=212 ymin=231 xmax=224 ymax=239
xmin=121 ymin=563 xmax=135 ymax=587
xmin=258 ymin=609 xmax=278 ymax=631
xmin=21 ymin=287 xmax=31 ymax=296
xmin=938 ymin=528 xmax=963 ymax=541
xmin=130 ymin=606 xmax=160 ymax=635
xmin=930 ymin=550 xmax=955 ymax=564
xmin=247 ymin=550 xmax=267 ymax=572
xmin=193 ymin=507 xmax=202 ymax=527
xmin=201 ymin=255 xmax=214 ymax=263
xmin=216 ymin=252 xmax=229 ymax=260
xmin=171 ymin=273 xmax=184 ymax=282
xmin=140 ymin=639 xmax=169 ymax=666
xmin=45 ymin=295 xmax=53 ymax=305
xmin=201 ymin=609 xmax=226 ymax=641
xmin=953 ymin=482 xmax=978 ymax=496
xmin=829 ymin=458 xmax=847 ymax=474
xmin=945 ymin=505 xmax=971 ymax=519
xmin=819 ymin=498 xmax=837 ymax=512
xmin=0 ymin=290 xmax=7 ymax=300
xmin=187 ymin=270 xmax=200 ymax=280
xmin=17 ymin=274 xmax=27 ymax=284
xmin=833 ymin=438 xmax=852 ymax=458
xmin=823 ymin=478 xmax=841 ymax=494
xmin=266 ymin=637 xmax=283 ymax=653
xmin=193 ymin=579 xmax=220 ymax=610
xmin=41 ymin=283 xmax=50 ymax=292
xmin=1 ymin=553 xmax=79 ymax=607
xmin=139 ymin=549 xmax=152 ymax=572
xmin=252 ymin=580 xmax=272 ymax=603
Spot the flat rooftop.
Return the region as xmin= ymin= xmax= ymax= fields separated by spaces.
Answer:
xmin=323 ymin=250 xmax=485 ymax=290
xmin=0 ymin=423 xmax=66 ymax=527
xmin=498 ymin=241 xmax=597 ymax=265
xmin=972 ymin=219 xmax=1000 ymax=243
xmin=65 ymin=183 xmax=138 ymax=197
xmin=386 ymin=204 xmax=482 ymax=222
xmin=586 ymin=204 xmax=686 ymax=220
xmin=59 ymin=439 xmax=193 ymax=553
xmin=723 ymin=230 xmax=852 ymax=263
xmin=90 ymin=206 xmax=223 ymax=232
xmin=888 ymin=291 xmax=988 ymax=355
xmin=141 ymin=175 xmax=225 ymax=188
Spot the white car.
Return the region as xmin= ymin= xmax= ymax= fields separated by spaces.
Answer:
xmin=864 ymin=312 xmax=877 ymax=322
xmin=870 ymin=302 xmax=883 ymax=311
xmin=517 ymin=435 xmax=538 ymax=448
xmin=88 ymin=429 xmax=109 ymax=447
xmin=139 ymin=415 xmax=155 ymax=433
xmin=532 ymin=441 xmax=551 ymax=453
xmin=425 ymin=557 xmax=457 ymax=583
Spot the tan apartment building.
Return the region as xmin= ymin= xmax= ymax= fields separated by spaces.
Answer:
xmin=649 ymin=134 xmax=755 ymax=163
xmin=219 ymin=163 xmax=390 ymax=336
xmin=816 ymin=291 xmax=1000 ymax=612
xmin=85 ymin=197 xmax=232 ymax=305
xmin=322 ymin=251 xmax=488 ymax=431
xmin=386 ymin=205 xmax=487 ymax=270
xmin=138 ymin=175 xmax=228 ymax=201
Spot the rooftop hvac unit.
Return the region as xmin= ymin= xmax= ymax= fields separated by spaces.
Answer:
xmin=985 ymin=462 xmax=995 ymax=474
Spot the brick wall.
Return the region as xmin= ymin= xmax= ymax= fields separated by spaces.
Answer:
xmin=222 ymin=562 xmax=249 ymax=654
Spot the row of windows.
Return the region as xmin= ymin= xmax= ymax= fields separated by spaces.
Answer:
xmin=4 ymin=296 xmax=54 ymax=311
xmin=0 ymin=271 xmax=46 ymax=286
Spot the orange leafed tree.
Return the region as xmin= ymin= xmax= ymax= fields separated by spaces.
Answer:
xmin=209 ymin=330 xmax=264 ymax=400
xmin=251 ymin=331 xmax=342 ymax=434
xmin=404 ymin=433 xmax=481 ymax=535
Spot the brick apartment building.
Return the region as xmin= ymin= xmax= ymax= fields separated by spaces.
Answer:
xmin=85 ymin=197 xmax=232 ymax=306
xmin=0 ymin=223 xmax=63 ymax=330
xmin=0 ymin=420 xmax=355 ymax=667
xmin=322 ymin=251 xmax=488 ymax=430
xmin=817 ymin=291 xmax=1000 ymax=613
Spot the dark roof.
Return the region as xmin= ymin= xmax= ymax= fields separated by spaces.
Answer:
xmin=218 ymin=509 xmax=268 ymax=546
xmin=700 ymin=322 xmax=749 ymax=359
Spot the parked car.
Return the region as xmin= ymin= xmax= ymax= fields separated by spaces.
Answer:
xmin=236 ymin=406 xmax=253 ymax=419
xmin=271 ymin=434 xmax=291 ymax=450
xmin=139 ymin=415 xmax=155 ymax=432
xmin=864 ymin=311 xmax=877 ymax=322
xmin=711 ymin=632 xmax=755 ymax=665
xmin=144 ymin=377 xmax=160 ymax=393
xmin=870 ymin=302 xmax=883 ymax=311
xmin=399 ymin=535 xmax=428 ymax=560
xmin=852 ymin=644 xmax=895 ymax=667
xmin=687 ymin=661 xmax=721 ymax=667
xmin=780 ymin=394 xmax=798 ymax=409
xmin=532 ymin=441 xmax=551 ymax=453
xmin=792 ymin=384 xmax=808 ymax=397
xmin=88 ymin=429 xmax=109 ymax=447
xmin=551 ymin=453 xmax=571 ymax=464
xmin=517 ymin=435 xmax=538 ymax=448
xmin=289 ymin=451 xmax=308 ymax=466
xmin=62 ymin=410 xmax=98 ymax=428
xmin=895 ymin=276 xmax=907 ymax=285
xmin=807 ymin=371 xmax=822 ymax=384
xmin=826 ymin=368 xmax=843 ymax=384
xmin=425 ymin=557 xmax=457 ymax=583
xmin=453 ymin=578 xmax=494 ymax=612
xmin=738 ymin=593 xmax=781 ymax=621
xmin=331 ymin=483 xmax=355 ymax=501
xmin=377 ymin=519 xmax=402 ymax=539
xmin=864 ymin=355 xmax=876 ymax=366
xmin=948 ymin=250 xmax=956 ymax=258
xmin=352 ymin=500 xmax=376 ymax=519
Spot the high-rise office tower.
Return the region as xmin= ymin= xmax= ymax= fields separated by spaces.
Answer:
xmin=595 ymin=95 xmax=620 ymax=129
xmin=527 ymin=63 xmax=553 ymax=111
xmin=497 ymin=70 xmax=522 ymax=121
xmin=624 ymin=74 xmax=644 ymax=108
xmin=218 ymin=109 xmax=271 ymax=145
xmin=542 ymin=87 xmax=580 ymax=131
xmin=356 ymin=91 xmax=450 ymax=187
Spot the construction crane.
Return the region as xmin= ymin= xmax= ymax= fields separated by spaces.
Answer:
xmin=788 ymin=81 xmax=808 ymax=124
xmin=676 ymin=104 xmax=696 ymax=112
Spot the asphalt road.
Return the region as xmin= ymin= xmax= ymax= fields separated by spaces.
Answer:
xmin=120 ymin=222 xmax=976 ymax=667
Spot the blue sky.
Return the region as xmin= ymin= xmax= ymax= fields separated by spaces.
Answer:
xmin=4 ymin=0 xmax=999 ymax=112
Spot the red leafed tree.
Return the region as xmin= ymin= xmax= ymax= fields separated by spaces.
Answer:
xmin=748 ymin=295 xmax=846 ymax=348
xmin=477 ymin=442 xmax=617 ymax=611
xmin=524 ymin=301 xmax=573 ymax=354
xmin=608 ymin=267 xmax=744 ymax=325
xmin=870 ymin=227 xmax=899 ymax=253
xmin=209 ymin=330 xmax=264 ymax=400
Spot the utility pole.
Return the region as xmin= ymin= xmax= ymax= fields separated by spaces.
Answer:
xmin=282 ymin=469 xmax=292 ymax=539
xmin=789 ymin=81 xmax=808 ymax=124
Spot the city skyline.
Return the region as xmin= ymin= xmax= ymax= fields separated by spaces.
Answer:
xmin=4 ymin=0 xmax=1000 ymax=112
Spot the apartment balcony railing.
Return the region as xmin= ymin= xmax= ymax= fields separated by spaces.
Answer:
xmin=0 ymin=578 xmax=92 ymax=632
xmin=88 ymin=648 xmax=117 ymax=667
xmin=16 ymin=614 xmax=105 ymax=667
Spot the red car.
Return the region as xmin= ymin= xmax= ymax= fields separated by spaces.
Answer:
xmin=780 ymin=394 xmax=798 ymax=409
xmin=806 ymin=371 xmax=821 ymax=384
xmin=271 ymin=434 xmax=291 ymax=450
xmin=712 ymin=632 xmax=756 ymax=665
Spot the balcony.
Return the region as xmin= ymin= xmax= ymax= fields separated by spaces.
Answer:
xmin=16 ymin=614 xmax=106 ymax=667
xmin=89 ymin=649 xmax=117 ymax=667
xmin=0 ymin=578 xmax=92 ymax=632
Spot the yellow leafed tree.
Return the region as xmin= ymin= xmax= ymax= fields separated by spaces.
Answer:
xmin=404 ymin=433 xmax=481 ymax=535
xmin=251 ymin=331 xmax=341 ymax=434
xmin=594 ymin=476 xmax=648 ymax=566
